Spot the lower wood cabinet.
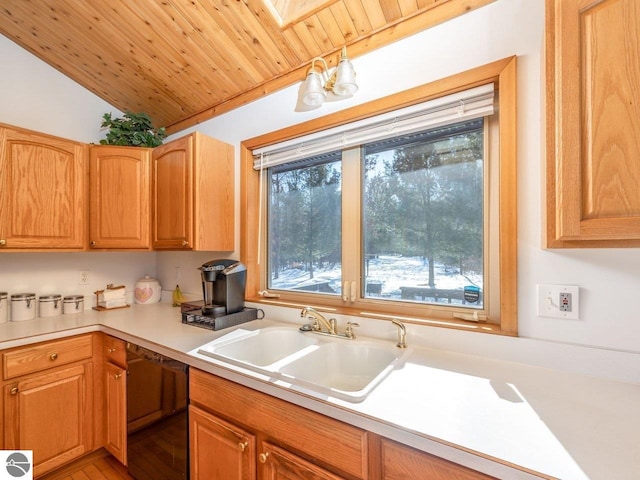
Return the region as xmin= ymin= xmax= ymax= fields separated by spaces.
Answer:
xmin=190 ymin=368 xmax=499 ymax=480
xmin=380 ymin=438 xmax=496 ymax=480
xmin=3 ymin=362 xmax=94 ymax=477
xmin=190 ymin=368 xmax=368 ymax=480
xmin=104 ymin=361 xmax=127 ymax=465
xmin=101 ymin=334 xmax=127 ymax=465
xmin=189 ymin=404 xmax=256 ymax=480
xmin=259 ymin=441 xmax=345 ymax=480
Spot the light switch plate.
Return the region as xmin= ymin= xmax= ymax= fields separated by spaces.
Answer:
xmin=537 ymin=284 xmax=580 ymax=320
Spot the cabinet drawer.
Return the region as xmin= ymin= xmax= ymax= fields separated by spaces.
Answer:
xmin=3 ymin=335 xmax=93 ymax=379
xmin=104 ymin=335 xmax=126 ymax=367
xmin=190 ymin=368 xmax=369 ymax=479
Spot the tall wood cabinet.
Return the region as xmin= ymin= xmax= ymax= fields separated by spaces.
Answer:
xmin=545 ymin=0 xmax=640 ymax=247
xmin=152 ymin=132 xmax=234 ymax=251
xmin=89 ymin=145 xmax=152 ymax=249
xmin=1 ymin=335 xmax=95 ymax=477
xmin=0 ymin=124 xmax=87 ymax=250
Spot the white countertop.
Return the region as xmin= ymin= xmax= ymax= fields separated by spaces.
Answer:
xmin=1 ymin=303 xmax=638 ymax=480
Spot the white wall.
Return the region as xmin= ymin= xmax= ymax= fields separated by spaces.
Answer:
xmin=2 ymin=0 xmax=639 ymax=379
xmin=0 ymin=35 xmax=121 ymax=143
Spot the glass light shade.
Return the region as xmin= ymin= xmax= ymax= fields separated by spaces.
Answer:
xmin=301 ymin=71 xmax=327 ymax=106
xmin=332 ymin=59 xmax=358 ymax=96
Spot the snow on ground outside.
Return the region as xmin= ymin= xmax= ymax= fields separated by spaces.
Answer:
xmin=271 ymin=255 xmax=482 ymax=303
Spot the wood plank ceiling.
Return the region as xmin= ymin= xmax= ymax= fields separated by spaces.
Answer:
xmin=0 ymin=0 xmax=495 ymax=134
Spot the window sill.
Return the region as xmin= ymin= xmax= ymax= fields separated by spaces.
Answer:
xmin=246 ymin=296 xmax=513 ymax=336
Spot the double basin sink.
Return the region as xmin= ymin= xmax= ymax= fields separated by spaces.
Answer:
xmin=196 ymin=325 xmax=410 ymax=402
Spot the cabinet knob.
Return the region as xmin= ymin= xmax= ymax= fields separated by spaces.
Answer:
xmin=90 ymin=241 xmax=96 ymax=247
xmin=114 ymin=373 xmax=122 ymax=380
xmin=258 ymin=452 xmax=270 ymax=464
xmin=10 ymin=387 xmax=18 ymax=395
xmin=49 ymin=352 xmax=58 ymax=361
xmin=107 ymin=347 xmax=117 ymax=353
xmin=238 ymin=441 xmax=248 ymax=452
xmin=0 ymin=239 xmax=6 ymax=246
xmin=181 ymin=240 xmax=189 ymax=247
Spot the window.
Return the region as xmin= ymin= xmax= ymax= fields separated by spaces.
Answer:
xmin=242 ymin=58 xmax=517 ymax=335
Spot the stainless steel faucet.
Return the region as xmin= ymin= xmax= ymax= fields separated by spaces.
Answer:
xmin=300 ymin=307 xmax=337 ymax=335
xmin=391 ymin=318 xmax=408 ymax=348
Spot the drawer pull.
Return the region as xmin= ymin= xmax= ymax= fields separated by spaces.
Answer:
xmin=10 ymin=387 xmax=18 ymax=395
xmin=49 ymin=353 xmax=58 ymax=361
xmin=258 ymin=452 xmax=269 ymax=464
xmin=238 ymin=441 xmax=248 ymax=452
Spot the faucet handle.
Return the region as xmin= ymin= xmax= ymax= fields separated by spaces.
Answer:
xmin=345 ymin=321 xmax=360 ymax=339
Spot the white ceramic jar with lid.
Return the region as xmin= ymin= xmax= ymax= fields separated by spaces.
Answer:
xmin=0 ymin=292 xmax=7 ymax=324
xmin=10 ymin=293 xmax=36 ymax=321
xmin=39 ymin=294 xmax=62 ymax=317
xmin=63 ymin=295 xmax=84 ymax=314
xmin=134 ymin=275 xmax=162 ymax=304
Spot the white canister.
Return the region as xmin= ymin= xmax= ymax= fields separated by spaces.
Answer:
xmin=134 ymin=275 xmax=162 ymax=304
xmin=63 ymin=295 xmax=84 ymax=314
xmin=39 ymin=294 xmax=62 ymax=318
xmin=11 ymin=293 xmax=36 ymax=321
xmin=0 ymin=292 xmax=7 ymax=324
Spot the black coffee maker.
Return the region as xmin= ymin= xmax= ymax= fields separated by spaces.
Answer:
xmin=199 ymin=259 xmax=247 ymax=316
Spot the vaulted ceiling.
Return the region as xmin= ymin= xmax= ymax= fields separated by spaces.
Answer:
xmin=0 ymin=0 xmax=494 ymax=133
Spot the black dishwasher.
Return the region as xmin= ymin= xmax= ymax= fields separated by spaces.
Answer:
xmin=126 ymin=343 xmax=189 ymax=480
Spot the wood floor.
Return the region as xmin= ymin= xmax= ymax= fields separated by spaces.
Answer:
xmin=38 ymin=449 xmax=133 ymax=480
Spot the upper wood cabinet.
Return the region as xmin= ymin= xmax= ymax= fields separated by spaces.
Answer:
xmin=89 ymin=145 xmax=152 ymax=249
xmin=0 ymin=125 xmax=87 ymax=250
xmin=152 ymin=132 xmax=234 ymax=251
xmin=545 ymin=0 xmax=640 ymax=247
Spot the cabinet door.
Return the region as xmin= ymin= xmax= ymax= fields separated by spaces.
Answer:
xmin=381 ymin=438 xmax=495 ymax=480
xmin=0 ymin=126 xmax=87 ymax=249
xmin=152 ymin=132 xmax=234 ymax=251
xmin=3 ymin=363 xmax=94 ymax=477
xmin=105 ymin=362 xmax=127 ymax=465
xmin=259 ymin=441 xmax=345 ymax=480
xmin=189 ymin=405 xmax=255 ymax=480
xmin=152 ymin=135 xmax=193 ymax=249
xmin=89 ymin=145 xmax=151 ymax=249
xmin=545 ymin=0 xmax=640 ymax=247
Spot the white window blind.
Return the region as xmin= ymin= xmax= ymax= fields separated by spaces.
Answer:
xmin=253 ymin=83 xmax=494 ymax=170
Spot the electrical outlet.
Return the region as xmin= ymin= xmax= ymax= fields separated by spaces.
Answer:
xmin=79 ymin=270 xmax=90 ymax=285
xmin=537 ymin=284 xmax=579 ymax=320
xmin=559 ymin=292 xmax=572 ymax=312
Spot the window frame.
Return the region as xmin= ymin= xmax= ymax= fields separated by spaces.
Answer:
xmin=241 ymin=57 xmax=517 ymax=336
